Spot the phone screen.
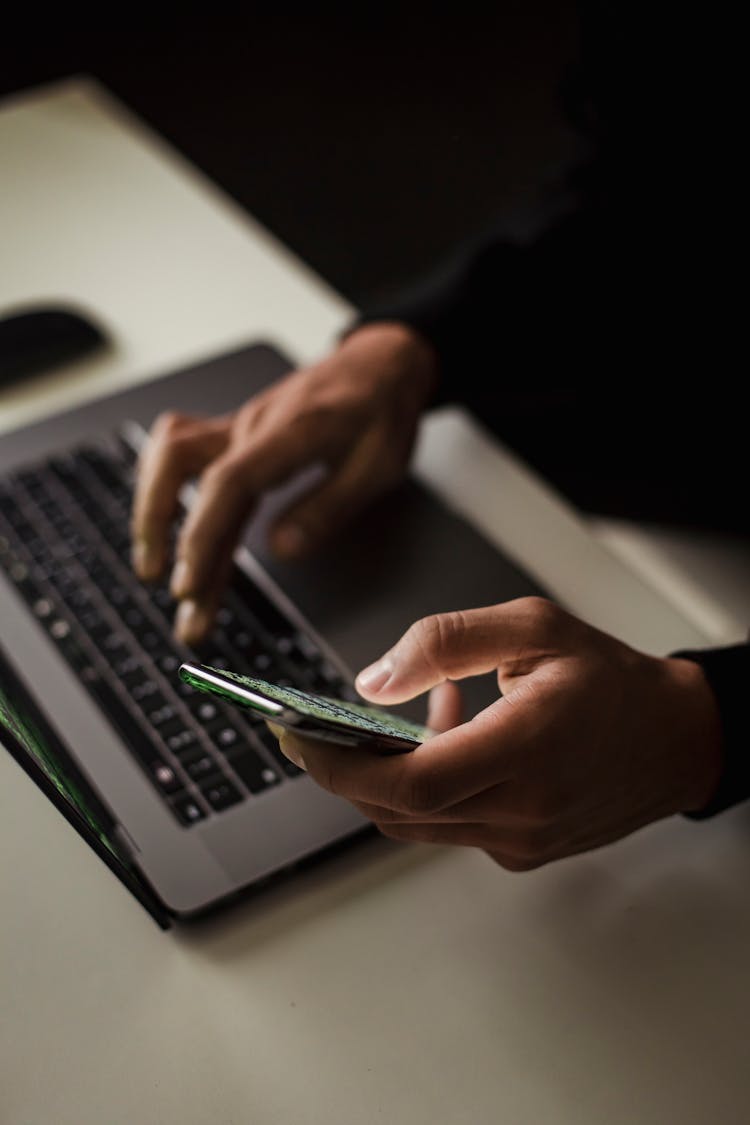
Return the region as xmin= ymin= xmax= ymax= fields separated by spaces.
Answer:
xmin=179 ymin=664 xmax=430 ymax=746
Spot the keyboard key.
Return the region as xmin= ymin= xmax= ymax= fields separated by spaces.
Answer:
xmin=49 ymin=618 xmax=71 ymax=641
xmin=113 ymin=653 xmax=144 ymax=679
xmin=158 ymin=653 xmax=180 ymax=675
xmin=149 ymin=586 xmax=176 ymax=615
xmin=200 ymin=778 xmax=242 ymax=812
xmin=227 ymin=748 xmax=280 ymax=793
xmin=75 ymin=606 xmax=106 ymax=632
xmin=225 ymin=627 xmax=257 ymax=654
xmin=184 ymin=753 xmax=221 ymax=782
xmin=171 ymin=795 xmax=207 ymax=825
xmin=130 ymin=679 xmax=163 ymax=704
xmin=121 ymin=603 xmax=147 ymax=631
xmin=188 ymin=697 xmax=220 ymax=724
xmin=82 ymin=673 xmax=186 ymax=794
xmin=207 ymin=722 xmax=244 ymax=753
xmin=163 ymin=725 xmax=201 ymax=757
xmin=101 ymin=628 xmax=129 ymax=653
xmin=151 ymin=761 xmax=184 ymax=795
xmin=146 ymin=702 xmax=177 ymax=728
xmin=252 ymin=652 xmax=274 ymax=674
xmin=54 ymin=628 xmax=99 ymax=681
xmin=139 ymin=629 xmax=162 ymax=652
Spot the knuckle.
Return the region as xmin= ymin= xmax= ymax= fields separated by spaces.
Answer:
xmin=234 ymin=396 xmax=269 ymax=433
xmin=410 ymin=610 xmax=470 ymax=672
xmin=524 ymin=595 xmax=559 ymax=623
xmin=152 ymin=410 xmax=189 ymax=440
xmin=202 ymin=453 xmax=246 ymax=493
xmin=518 ymin=596 xmax=566 ymax=636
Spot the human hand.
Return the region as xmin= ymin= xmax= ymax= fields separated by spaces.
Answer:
xmin=272 ymin=598 xmax=723 ymax=870
xmin=130 ymin=321 xmax=438 ymax=644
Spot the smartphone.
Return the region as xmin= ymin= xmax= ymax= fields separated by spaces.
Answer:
xmin=178 ymin=662 xmax=430 ymax=754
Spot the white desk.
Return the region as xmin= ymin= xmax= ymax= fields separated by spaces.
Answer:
xmin=2 ymin=79 xmax=749 ymax=1125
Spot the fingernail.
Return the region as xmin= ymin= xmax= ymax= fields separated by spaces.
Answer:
xmin=266 ymin=723 xmax=307 ymax=770
xmin=170 ymin=558 xmax=191 ymax=598
xmin=272 ymin=524 xmax=308 ymax=558
xmin=132 ymin=539 xmax=158 ymax=580
xmin=356 ymin=658 xmax=393 ymax=695
xmin=174 ymin=599 xmax=209 ymax=644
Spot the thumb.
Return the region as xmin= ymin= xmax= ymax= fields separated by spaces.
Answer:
xmin=355 ymin=598 xmax=563 ymax=704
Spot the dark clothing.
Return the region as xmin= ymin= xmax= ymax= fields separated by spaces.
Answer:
xmin=358 ymin=2 xmax=749 ymax=815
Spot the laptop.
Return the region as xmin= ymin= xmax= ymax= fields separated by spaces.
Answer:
xmin=0 ymin=341 xmax=545 ymax=926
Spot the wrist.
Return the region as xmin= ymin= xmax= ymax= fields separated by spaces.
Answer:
xmin=339 ymin=320 xmax=440 ymax=405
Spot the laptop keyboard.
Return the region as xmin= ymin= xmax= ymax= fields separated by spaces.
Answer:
xmin=0 ymin=431 xmax=353 ymax=827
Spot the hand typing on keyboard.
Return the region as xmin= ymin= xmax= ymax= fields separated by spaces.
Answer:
xmin=130 ymin=322 xmax=437 ymax=645
xmin=1 ymin=435 xmax=369 ymax=824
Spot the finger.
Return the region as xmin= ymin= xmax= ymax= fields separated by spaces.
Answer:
xmin=426 ymin=681 xmax=463 ymax=733
xmin=274 ymin=697 xmax=529 ymax=815
xmin=131 ymin=413 xmax=231 ymax=580
xmin=171 ymin=423 xmax=343 ymax=601
xmin=269 ymin=427 xmax=402 ymax=559
xmin=352 ymin=780 xmax=522 ymax=825
xmin=173 ymin=531 xmax=238 ymax=645
xmin=355 ymin=597 xmax=567 ymax=704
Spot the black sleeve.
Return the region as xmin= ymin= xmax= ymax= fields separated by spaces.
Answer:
xmin=355 ymin=205 xmax=750 ymax=534
xmin=672 ymin=644 xmax=750 ymax=819
xmin=354 ymin=0 xmax=737 ymax=414
xmin=356 ymin=208 xmax=614 ymax=408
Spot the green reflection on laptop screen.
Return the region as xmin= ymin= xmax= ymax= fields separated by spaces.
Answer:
xmin=0 ymin=647 xmax=125 ymax=864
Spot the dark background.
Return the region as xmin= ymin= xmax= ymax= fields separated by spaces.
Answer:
xmin=0 ymin=5 xmax=581 ymax=308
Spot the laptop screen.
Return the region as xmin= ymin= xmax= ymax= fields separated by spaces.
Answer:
xmin=0 ymin=642 xmax=171 ymax=926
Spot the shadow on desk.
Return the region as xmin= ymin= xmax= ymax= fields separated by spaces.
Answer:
xmin=173 ymin=804 xmax=750 ymax=1109
xmin=162 ymin=804 xmax=750 ymax=1125
xmin=173 ymin=830 xmax=442 ymax=956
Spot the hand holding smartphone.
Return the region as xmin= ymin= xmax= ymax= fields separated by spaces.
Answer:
xmin=179 ymin=663 xmax=430 ymax=754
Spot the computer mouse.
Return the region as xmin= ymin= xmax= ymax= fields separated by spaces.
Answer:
xmin=0 ymin=305 xmax=108 ymax=388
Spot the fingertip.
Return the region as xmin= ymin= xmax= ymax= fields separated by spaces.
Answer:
xmin=170 ymin=557 xmax=193 ymax=599
xmin=131 ymin=539 xmax=163 ymax=582
xmin=174 ymin=599 xmax=213 ymax=646
xmin=355 ymin=658 xmax=393 ymax=697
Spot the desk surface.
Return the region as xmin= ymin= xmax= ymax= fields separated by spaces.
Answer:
xmin=2 ymin=79 xmax=749 ymax=1125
